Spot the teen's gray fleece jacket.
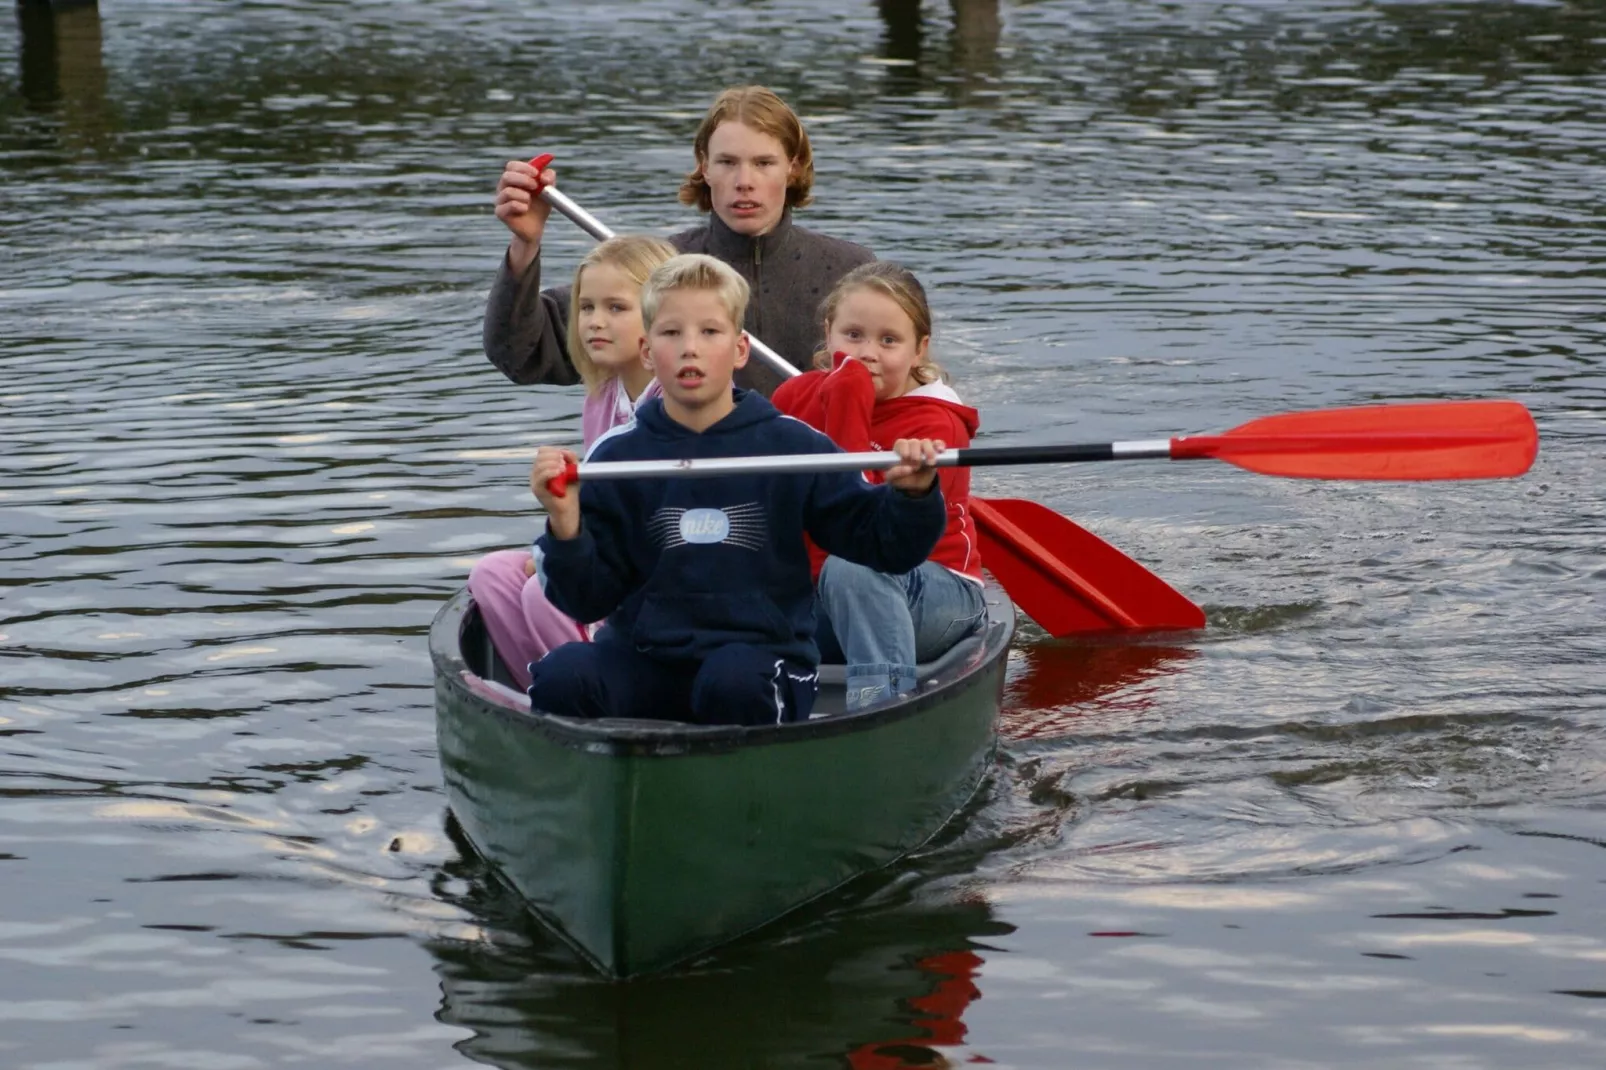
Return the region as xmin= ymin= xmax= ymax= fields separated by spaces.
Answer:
xmin=482 ymin=207 xmax=874 ymax=398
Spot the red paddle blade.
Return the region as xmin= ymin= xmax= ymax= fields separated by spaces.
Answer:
xmin=973 ymin=498 xmax=1205 ymax=635
xmin=1172 ymin=400 xmax=1538 ymax=480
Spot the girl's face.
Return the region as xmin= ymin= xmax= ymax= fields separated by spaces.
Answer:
xmin=824 ymin=288 xmax=929 ymax=402
xmin=575 ymin=262 xmax=648 ymax=374
xmin=703 ymin=121 xmax=794 ymax=237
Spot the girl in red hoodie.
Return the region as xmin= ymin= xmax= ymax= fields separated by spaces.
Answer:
xmin=773 ymin=262 xmax=986 ymax=711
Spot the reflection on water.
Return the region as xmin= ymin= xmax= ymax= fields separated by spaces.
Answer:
xmin=18 ymin=1 xmax=103 ymax=103
xmin=428 ymin=816 xmax=1009 ymax=1069
xmin=876 ymin=0 xmax=1000 ymax=99
xmin=1001 ymin=639 xmax=1197 ymax=740
xmin=16 ymin=0 xmax=109 ymax=148
xmin=3 ymin=0 xmax=1604 ymax=1066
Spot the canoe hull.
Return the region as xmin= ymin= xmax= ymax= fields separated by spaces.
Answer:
xmin=431 ymin=588 xmax=1011 ymax=977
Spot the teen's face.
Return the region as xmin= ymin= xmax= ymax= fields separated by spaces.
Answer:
xmin=643 ymin=289 xmax=749 ymax=414
xmin=703 ymin=121 xmax=794 ymax=237
xmin=825 ymin=289 xmax=929 ymax=402
xmin=575 ymin=263 xmax=648 ymax=374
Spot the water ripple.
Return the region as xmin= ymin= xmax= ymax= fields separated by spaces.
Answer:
xmin=3 ymin=0 xmax=1605 ymax=1067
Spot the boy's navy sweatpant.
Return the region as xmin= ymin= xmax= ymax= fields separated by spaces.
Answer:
xmin=527 ymin=638 xmax=818 ymax=726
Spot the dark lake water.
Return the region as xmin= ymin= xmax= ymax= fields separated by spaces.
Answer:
xmin=4 ymin=0 xmax=1604 ymax=1066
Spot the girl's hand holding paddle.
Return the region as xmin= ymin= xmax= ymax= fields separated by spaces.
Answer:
xmin=886 ymin=438 xmax=944 ymax=497
xmin=531 ymin=445 xmax=582 ymax=540
xmin=495 ymin=154 xmax=557 ymax=271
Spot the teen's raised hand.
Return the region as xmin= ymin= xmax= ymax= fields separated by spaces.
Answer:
xmin=495 ymin=155 xmax=557 ymax=267
xmin=885 ymin=438 xmax=944 ymax=496
xmin=530 ymin=445 xmax=582 ymax=540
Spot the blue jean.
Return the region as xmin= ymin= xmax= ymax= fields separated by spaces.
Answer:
xmin=815 ymin=558 xmax=988 ymax=712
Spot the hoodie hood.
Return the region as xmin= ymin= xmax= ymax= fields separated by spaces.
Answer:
xmin=879 ymin=381 xmax=982 ymax=440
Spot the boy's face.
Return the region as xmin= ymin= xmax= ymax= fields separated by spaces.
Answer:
xmin=642 ymin=288 xmax=749 ymax=428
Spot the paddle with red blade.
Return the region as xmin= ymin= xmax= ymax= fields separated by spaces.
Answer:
xmin=527 ymin=163 xmax=1204 ymax=635
xmin=549 ymin=399 xmax=1538 ymax=487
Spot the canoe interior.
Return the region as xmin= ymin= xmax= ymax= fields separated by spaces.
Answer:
xmin=452 ymin=587 xmax=1008 ymax=721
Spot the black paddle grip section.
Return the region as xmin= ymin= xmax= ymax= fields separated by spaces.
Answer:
xmin=952 ymin=443 xmax=1117 ymax=467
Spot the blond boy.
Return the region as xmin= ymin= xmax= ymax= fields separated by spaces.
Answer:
xmin=525 ymin=254 xmax=946 ymax=725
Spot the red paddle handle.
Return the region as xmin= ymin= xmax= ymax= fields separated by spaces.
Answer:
xmin=544 ymin=460 xmax=579 ymax=498
xmin=527 ymin=153 xmax=554 ymax=196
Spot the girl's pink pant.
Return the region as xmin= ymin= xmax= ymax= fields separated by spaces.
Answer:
xmin=466 ymin=549 xmax=590 ymax=690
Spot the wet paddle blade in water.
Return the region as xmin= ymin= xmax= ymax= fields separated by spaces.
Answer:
xmin=973 ymin=498 xmax=1206 ymax=635
xmin=1172 ymin=399 xmax=1539 ymax=480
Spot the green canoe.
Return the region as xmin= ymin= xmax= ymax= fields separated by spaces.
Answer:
xmin=430 ymin=585 xmax=1014 ymax=978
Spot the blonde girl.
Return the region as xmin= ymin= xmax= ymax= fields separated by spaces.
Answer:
xmin=470 ymin=235 xmax=676 ymax=689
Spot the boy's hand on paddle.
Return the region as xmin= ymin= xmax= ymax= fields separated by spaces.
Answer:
xmin=530 ymin=446 xmax=581 ymax=540
xmin=495 ymin=155 xmax=557 ymax=262
xmin=886 ymin=438 xmax=944 ymax=497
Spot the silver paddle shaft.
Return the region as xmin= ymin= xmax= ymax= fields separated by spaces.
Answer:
xmin=574 ymin=440 xmax=1177 ymax=482
xmin=540 ymin=185 xmax=800 ymax=381
xmin=577 ymin=450 xmax=939 ymax=481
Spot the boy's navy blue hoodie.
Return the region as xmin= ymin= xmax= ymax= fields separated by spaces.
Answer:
xmin=533 ymin=389 xmax=946 ymax=667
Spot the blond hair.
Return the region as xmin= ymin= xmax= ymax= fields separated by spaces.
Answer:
xmin=641 ymin=253 xmax=750 ymax=335
xmin=814 ymin=261 xmax=948 ymax=386
xmin=678 ymin=85 xmax=816 ymax=212
xmin=566 ymin=235 xmax=678 ymax=392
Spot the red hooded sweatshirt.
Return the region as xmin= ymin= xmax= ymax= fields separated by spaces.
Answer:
xmin=773 ymin=353 xmax=983 ymax=584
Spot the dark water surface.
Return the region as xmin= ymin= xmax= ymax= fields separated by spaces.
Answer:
xmin=4 ymin=1 xmax=1604 ymax=1066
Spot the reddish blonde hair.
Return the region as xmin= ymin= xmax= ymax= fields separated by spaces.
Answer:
xmin=814 ymin=261 xmax=948 ymax=386
xmin=678 ymin=86 xmax=815 ymax=212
